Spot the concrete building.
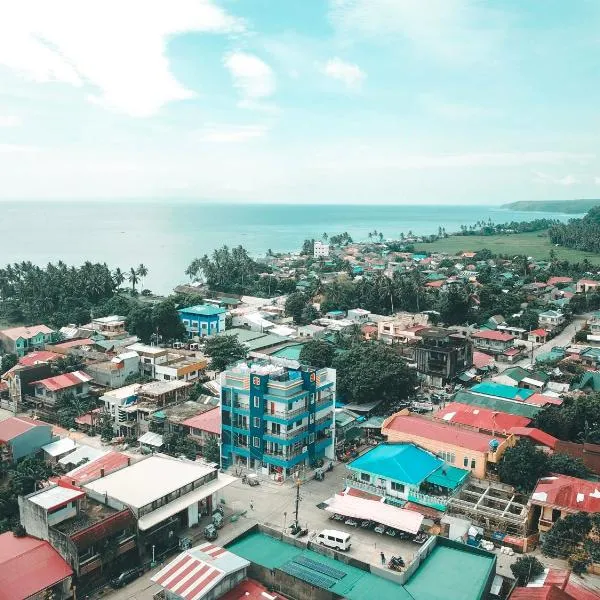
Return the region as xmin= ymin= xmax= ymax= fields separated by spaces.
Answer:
xmin=297 ymin=324 xmax=325 ymax=339
xmin=182 ymin=407 xmax=221 ymax=455
xmin=382 ymin=412 xmax=512 ymax=479
xmin=346 ymin=442 xmax=469 ymax=512
xmin=0 ymin=416 xmax=55 ymax=464
xmin=0 ymin=324 xmax=55 ymax=357
xmin=471 ymin=330 xmax=516 ymax=355
xmin=126 ymin=343 xmax=169 ymax=378
xmin=83 ymin=350 xmax=140 ymax=388
xmin=32 ymin=371 xmax=92 ymax=408
xmin=18 ymin=482 xmax=137 ymax=588
xmin=0 ymin=532 xmax=73 ymax=600
xmin=347 ymin=308 xmax=371 ymax=324
xmin=220 ymin=361 xmax=335 ymax=479
xmin=89 ymin=315 xmax=127 ymax=337
xmin=313 ymin=240 xmax=330 ymax=258
xmin=576 ymin=278 xmax=600 ymax=293
xmin=178 ymin=304 xmax=227 ymax=339
xmin=151 ymin=542 xmax=250 ymax=600
xmin=378 ymin=312 xmax=430 ymax=345
xmin=84 ymin=455 xmax=235 ymax=556
xmin=414 ymin=328 xmax=473 ymax=387
xmin=101 ymin=383 xmax=141 ymax=436
xmin=154 ymin=354 xmax=208 ymax=383
xmin=538 ymin=309 xmax=566 ymax=331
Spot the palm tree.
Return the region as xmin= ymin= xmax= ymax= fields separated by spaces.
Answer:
xmin=113 ymin=267 xmax=125 ymax=289
xmin=136 ymin=264 xmax=148 ymax=289
xmin=128 ymin=268 xmax=139 ymax=293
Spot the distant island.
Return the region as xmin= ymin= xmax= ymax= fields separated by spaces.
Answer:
xmin=501 ymin=199 xmax=600 ymax=214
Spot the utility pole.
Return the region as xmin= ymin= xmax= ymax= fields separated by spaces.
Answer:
xmin=294 ymin=479 xmax=301 ymax=530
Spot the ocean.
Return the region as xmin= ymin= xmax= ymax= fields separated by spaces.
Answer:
xmin=0 ymin=201 xmax=577 ymax=294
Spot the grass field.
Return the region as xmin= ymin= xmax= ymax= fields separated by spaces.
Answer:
xmin=414 ymin=231 xmax=600 ymax=265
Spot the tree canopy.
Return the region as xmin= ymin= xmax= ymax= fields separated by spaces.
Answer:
xmin=510 ymin=555 xmax=545 ymax=586
xmin=333 ymin=343 xmax=416 ymax=405
xmin=533 ymin=394 xmax=600 ymax=443
xmin=299 ymin=339 xmax=335 ymax=369
xmin=204 ymin=335 xmax=247 ymax=372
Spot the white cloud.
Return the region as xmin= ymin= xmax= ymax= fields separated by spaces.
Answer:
xmin=321 ymin=57 xmax=365 ymax=88
xmin=0 ymin=144 xmax=38 ymax=153
xmin=223 ymin=52 xmax=276 ymax=107
xmin=199 ymin=124 xmax=268 ymax=143
xmin=532 ymin=171 xmax=581 ymax=186
xmin=419 ymin=94 xmax=498 ymax=119
xmin=0 ymin=115 xmax=22 ymax=127
xmin=329 ymin=0 xmax=501 ymax=64
xmin=0 ymin=0 xmax=244 ymax=117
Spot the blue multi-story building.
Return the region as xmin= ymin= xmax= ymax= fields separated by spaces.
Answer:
xmin=178 ymin=304 xmax=226 ymax=339
xmin=220 ymin=361 xmax=335 ymax=480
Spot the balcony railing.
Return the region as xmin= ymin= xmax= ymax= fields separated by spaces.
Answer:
xmin=265 ymin=425 xmax=307 ymax=440
xmin=407 ymin=490 xmax=449 ymax=510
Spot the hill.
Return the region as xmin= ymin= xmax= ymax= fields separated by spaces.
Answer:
xmin=501 ymin=199 xmax=600 ymax=214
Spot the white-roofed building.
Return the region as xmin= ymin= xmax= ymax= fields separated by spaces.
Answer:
xmin=152 ymin=542 xmax=250 ymax=600
xmin=41 ymin=438 xmax=78 ymax=464
xmin=84 ymin=455 xmax=236 ymax=555
xmin=58 ymin=445 xmax=106 ymax=469
xmin=83 ymin=350 xmax=141 ymax=388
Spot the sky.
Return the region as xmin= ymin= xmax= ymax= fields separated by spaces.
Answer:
xmin=0 ymin=0 xmax=599 ymax=204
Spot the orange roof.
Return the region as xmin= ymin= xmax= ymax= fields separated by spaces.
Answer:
xmin=530 ymin=328 xmax=549 ymax=337
xmin=435 ymin=402 xmax=531 ymax=432
xmin=182 ymin=407 xmax=221 ymax=435
xmin=547 ymin=277 xmax=573 ymax=286
xmin=425 ymin=280 xmax=445 ymax=288
xmin=383 ymin=414 xmax=498 ymax=452
xmin=220 ymin=579 xmax=284 ymax=600
xmin=473 ymin=351 xmax=494 ymax=369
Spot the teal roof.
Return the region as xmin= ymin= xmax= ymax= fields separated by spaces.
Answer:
xmin=412 ymin=254 xmax=428 ymax=260
xmin=582 ymin=347 xmax=600 ymax=361
xmin=179 ymin=304 xmax=226 ymax=316
xmin=425 ymin=464 xmax=470 ymax=490
xmin=348 ymin=442 xmax=442 ymax=485
xmin=227 ymin=531 xmax=413 ymax=600
xmin=217 ymin=328 xmax=266 ymax=342
xmin=244 ymin=334 xmax=288 ymax=351
xmin=502 ymin=366 xmax=549 ymax=384
xmin=405 ymin=541 xmax=496 ymax=600
xmin=270 ymin=344 xmax=305 ymax=360
xmin=454 ymin=390 xmax=540 ymax=418
xmin=577 ymin=371 xmax=600 ymax=392
xmin=536 ymin=350 xmax=565 ymax=364
xmin=470 ymin=382 xmax=533 ymax=401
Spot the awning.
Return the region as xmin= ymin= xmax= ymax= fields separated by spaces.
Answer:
xmin=138 ymin=431 xmax=163 ymax=448
xmin=325 ymin=493 xmax=423 ymax=534
xmin=138 ymin=474 xmax=236 ymax=531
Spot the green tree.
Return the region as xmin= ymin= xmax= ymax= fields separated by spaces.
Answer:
xmin=204 ymin=335 xmax=247 ymax=371
xmin=56 ymin=391 xmax=92 ymax=429
xmin=300 ymin=304 xmax=319 ymax=325
xmin=163 ymin=432 xmax=197 ymax=460
xmin=10 ymin=456 xmax=52 ymax=495
xmin=300 ymin=239 xmax=315 ymax=255
xmin=547 ymin=453 xmax=591 ymax=479
xmin=136 ymin=264 xmax=148 ymax=288
xmin=299 ymin=340 xmax=335 ymax=369
xmin=203 ymin=435 xmax=220 ymax=464
xmin=498 ymin=439 xmax=548 ymax=493
xmin=152 ymin=299 xmax=185 ymax=341
xmin=127 ymin=305 xmax=154 ymax=343
xmin=438 ymin=285 xmax=472 ymax=325
xmin=99 ymin=409 xmax=114 ymax=442
xmin=543 ymin=512 xmax=593 ymax=560
xmin=1 ymin=353 xmax=18 ymax=372
xmin=128 ymin=267 xmax=139 ymax=293
xmin=533 ymin=394 xmax=600 ymax=443
xmin=333 ymin=343 xmax=416 ymax=405
xmin=510 ymin=555 xmax=545 ymax=586
xmin=285 ymin=292 xmax=309 ymax=324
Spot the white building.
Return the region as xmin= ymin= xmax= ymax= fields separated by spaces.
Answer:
xmin=84 ymin=351 xmax=140 ymax=388
xmin=314 ymin=241 xmax=330 ymax=258
xmin=347 ymin=308 xmax=371 ymax=324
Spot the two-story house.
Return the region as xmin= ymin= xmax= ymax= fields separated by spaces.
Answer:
xmin=32 ymin=371 xmax=92 ymax=408
xmin=538 ymin=310 xmax=565 ymax=331
xmin=220 ymin=361 xmax=335 ymax=480
xmin=83 ymin=351 xmax=140 ymax=388
xmin=178 ymin=304 xmax=226 ymax=339
xmin=0 ymin=324 xmax=55 ymax=357
xmin=346 ymin=442 xmax=469 ymax=512
xmin=471 ymin=330 xmax=516 ymax=355
xmin=0 ymin=416 xmax=55 ymax=464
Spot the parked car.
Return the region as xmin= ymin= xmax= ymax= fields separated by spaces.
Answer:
xmin=110 ymin=567 xmax=144 ymax=589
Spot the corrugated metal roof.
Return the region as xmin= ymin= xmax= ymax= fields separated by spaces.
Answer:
xmin=33 ymin=370 xmax=92 ymax=391
xmin=453 ymin=390 xmax=541 ymax=418
xmin=0 ymin=416 xmax=48 ymax=442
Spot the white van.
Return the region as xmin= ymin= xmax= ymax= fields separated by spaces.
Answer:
xmin=316 ymin=530 xmax=351 ymax=551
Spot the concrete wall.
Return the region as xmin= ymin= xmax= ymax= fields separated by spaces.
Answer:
xmin=19 ymin=494 xmax=49 ymax=540
xmin=11 ymin=424 xmax=55 ymax=462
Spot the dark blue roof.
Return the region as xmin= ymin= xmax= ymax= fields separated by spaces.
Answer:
xmin=348 ymin=443 xmax=442 ymax=485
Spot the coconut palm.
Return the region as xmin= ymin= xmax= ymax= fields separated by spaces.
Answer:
xmin=136 ymin=264 xmax=148 ymax=289
xmin=128 ymin=268 xmax=139 ymax=293
xmin=113 ymin=267 xmax=125 ymax=288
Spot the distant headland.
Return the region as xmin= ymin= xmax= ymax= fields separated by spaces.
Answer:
xmin=500 ymin=199 xmax=600 ymax=214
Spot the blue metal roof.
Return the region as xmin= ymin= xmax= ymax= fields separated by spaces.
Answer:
xmin=178 ymin=304 xmax=226 ymax=316
xmin=348 ymin=443 xmax=442 ymax=485
xmin=470 ymin=382 xmax=533 ymax=401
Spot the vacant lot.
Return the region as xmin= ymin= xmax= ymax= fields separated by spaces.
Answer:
xmin=414 ymin=231 xmax=600 ymax=265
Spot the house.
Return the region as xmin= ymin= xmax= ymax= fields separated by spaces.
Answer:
xmin=0 ymin=416 xmax=55 ymax=464
xmin=507 ymin=427 xmax=558 ymax=452
xmin=452 ymin=390 xmax=542 ymax=420
xmin=41 ymin=437 xmax=78 ymax=464
xmin=511 ymin=567 xmax=600 ymax=600
xmin=576 ymin=279 xmax=600 ymax=293
xmin=382 ymin=411 xmax=512 ymax=479
xmin=347 ymin=308 xmax=371 ymax=324
xmin=101 ymin=383 xmax=142 ymax=436
xmin=18 ymin=481 xmax=137 ymax=588
xmin=528 ymin=328 xmax=549 ymax=344
xmin=580 ymin=347 xmax=600 ymax=368
xmin=313 ymin=240 xmax=330 ymax=258
xmin=530 ymin=474 xmax=600 ymax=534
xmin=58 ymin=451 xmax=131 ymax=486
xmin=469 ymin=381 xmax=534 ymax=402
xmin=32 ymin=371 xmax=92 ymax=407
xmin=471 ymin=330 xmax=516 ymax=355
xmin=493 ymin=366 xmax=549 ymax=391
xmin=178 ymin=304 xmax=227 ymax=339
xmin=182 ymin=407 xmax=221 ymax=456
xmin=378 ymin=312 xmax=430 ymax=345
xmin=154 ymin=354 xmax=208 ymax=383
xmin=89 ymin=315 xmax=128 ymax=337
xmin=414 ymin=328 xmax=473 ymax=387
xmin=149 ymin=398 xmax=217 ymax=436
xmin=547 ymin=276 xmax=573 ymax=286
xmin=152 ymin=542 xmax=250 ymax=600
xmin=346 ymin=442 xmax=469 ymax=511
xmin=83 ymin=455 xmax=235 ymax=556
xmin=538 ymin=310 xmax=565 ymax=331
xmin=334 ymin=408 xmax=362 ymax=448
xmin=0 ymin=531 xmax=73 ymax=600
xmin=17 ymin=350 xmax=61 ymax=367
xmin=126 ymin=342 xmax=169 ymax=378
xmin=83 ymin=350 xmax=140 ymax=388
xmin=0 ymin=324 xmax=55 ymax=357
xmin=434 ymin=402 xmax=531 ymax=434
xmin=220 ymin=361 xmax=335 ymax=479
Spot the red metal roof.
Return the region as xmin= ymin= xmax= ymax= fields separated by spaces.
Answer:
xmin=472 ymin=330 xmax=515 ymax=341
xmin=508 ymin=427 xmax=559 ymax=450
xmin=61 ymin=451 xmax=129 ymax=485
xmin=435 ymin=402 xmax=531 ymax=432
xmin=564 ymin=579 xmax=600 ymax=600
xmin=182 ymin=407 xmax=221 ymax=435
xmin=527 ymin=393 xmax=563 ymax=407
xmin=510 ymin=587 xmax=573 ymax=600
xmin=403 ymin=501 xmax=443 ymax=519
xmin=548 ymin=277 xmax=573 ymax=286
xmin=220 ymin=579 xmax=284 ymax=600
xmin=531 ymin=474 xmax=600 ymax=513
xmin=473 ymin=351 xmax=494 ymax=369
xmin=74 ymin=408 xmax=101 ymax=426
xmin=383 ymin=414 xmax=498 ymax=452
xmin=425 ymin=280 xmax=445 ymax=288
xmin=50 ymin=339 xmax=94 ymax=350
xmin=0 ymin=532 xmax=72 ymax=600
xmin=0 ymin=416 xmax=48 ymax=443
xmin=33 ymin=370 xmax=92 ymax=391
xmin=530 ymin=328 xmax=549 ymax=337
xmin=18 ymin=351 xmax=61 ymax=367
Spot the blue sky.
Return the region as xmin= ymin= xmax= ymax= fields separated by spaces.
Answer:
xmin=0 ymin=0 xmax=599 ymax=204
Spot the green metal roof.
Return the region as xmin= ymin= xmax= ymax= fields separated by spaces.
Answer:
xmin=244 ymin=334 xmax=289 ymax=351
xmin=577 ymin=371 xmax=600 ymax=392
xmin=178 ymin=304 xmax=226 ymax=316
xmin=425 ymin=464 xmax=470 ymax=490
xmin=217 ymin=328 xmax=266 ymax=342
xmin=454 ymin=390 xmax=540 ymax=418
xmin=502 ymin=366 xmax=549 ymax=384
xmin=404 ymin=541 xmax=495 ymax=600
xmin=270 ymin=344 xmax=305 ymax=360
xmin=227 ymin=531 xmax=413 ymax=600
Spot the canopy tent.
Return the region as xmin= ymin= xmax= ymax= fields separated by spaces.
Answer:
xmin=325 ymin=494 xmax=423 ymax=534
